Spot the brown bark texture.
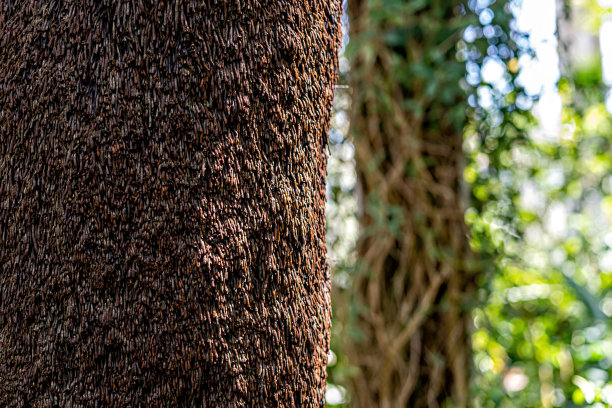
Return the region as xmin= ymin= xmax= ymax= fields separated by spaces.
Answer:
xmin=345 ymin=1 xmax=475 ymax=407
xmin=0 ymin=1 xmax=340 ymax=406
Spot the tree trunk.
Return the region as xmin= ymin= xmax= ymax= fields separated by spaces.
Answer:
xmin=0 ymin=1 xmax=340 ymax=406
xmin=346 ymin=1 xmax=475 ymax=407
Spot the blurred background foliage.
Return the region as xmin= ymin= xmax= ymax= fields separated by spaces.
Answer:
xmin=325 ymin=0 xmax=612 ymax=406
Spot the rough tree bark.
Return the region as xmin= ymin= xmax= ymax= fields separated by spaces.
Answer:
xmin=0 ymin=1 xmax=340 ymax=406
xmin=345 ymin=1 xmax=475 ymax=407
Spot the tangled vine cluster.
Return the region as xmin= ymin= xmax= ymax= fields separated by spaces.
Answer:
xmin=344 ymin=1 xmax=476 ymax=406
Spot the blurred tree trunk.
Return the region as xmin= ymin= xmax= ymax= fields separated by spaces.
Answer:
xmin=346 ymin=1 xmax=475 ymax=407
xmin=556 ymin=0 xmax=599 ymax=75
xmin=0 ymin=1 xmax=340 ymax=406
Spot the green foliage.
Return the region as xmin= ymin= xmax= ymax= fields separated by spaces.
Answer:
xmin=468 ymin=49 xmax=612 ymax=408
